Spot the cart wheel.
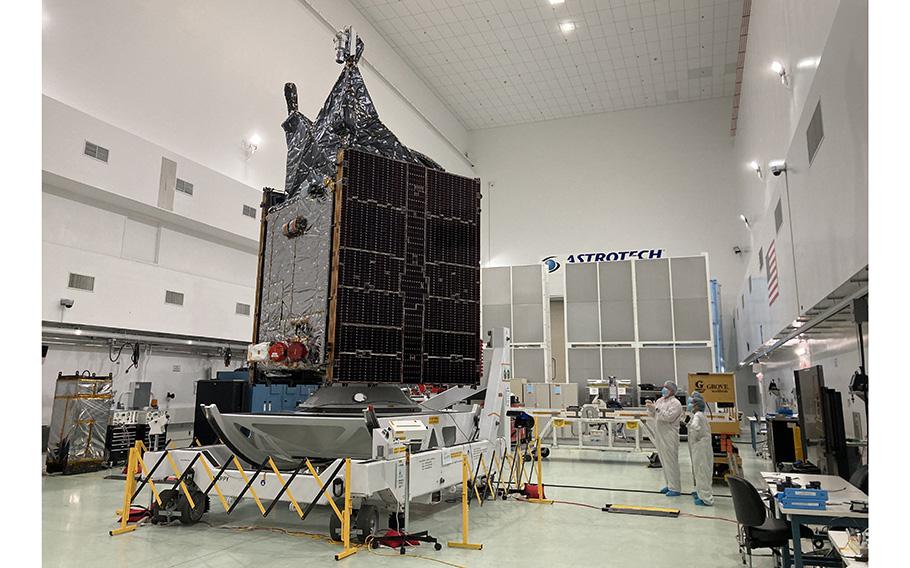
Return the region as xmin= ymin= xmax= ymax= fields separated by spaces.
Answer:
xmin=149 ymin=489 xmax=180 ymax=525
xmin=354 ymin=506 xmax=380 ymax=543
xmin=540 ymin=447 xmax=550 ymax=459
xmin=178 ymin=491 xmax=208 ymax=525
xmin=329 ymin=510 xmax=343 ymax=542
xmin=434 ymin=543 xmax=442 ymax=551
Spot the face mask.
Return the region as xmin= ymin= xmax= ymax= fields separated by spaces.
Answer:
xmin=687 ymin=402 xmax=693 ymax=411
xmin=661 ymin=387 xmax=670 ymax=397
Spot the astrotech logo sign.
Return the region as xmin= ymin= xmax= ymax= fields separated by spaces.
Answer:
xmin=542 ymin=256 xmax=561 ymax=273
xmin=541 ymin=249 xmax=665 ymax=273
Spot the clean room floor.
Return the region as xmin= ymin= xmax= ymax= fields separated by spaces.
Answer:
xmin=43 ymin=439 xmax=781 ymax=568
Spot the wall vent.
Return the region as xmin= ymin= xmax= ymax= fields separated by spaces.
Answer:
xmin=84 ymin=141 xmax=110 ymax=162
xmin=165 ymin=290 xmax=185 ymax=306
xmin=172 ymin=365 xmax=181 ymax=372
xmin=236 ymin=302 xmax=251 ymax=316
xmin=242 ymin=205 xmax=257 ymax=218
xmin=806 ymin=100 xmax=824 ymax=165
xmin=175 ymin=178 xmax=194 ymax=195
xmin=67 ymin=273 xmax=95 ymax=291
xmin=774 ymin=199 xmax=783 ymax=234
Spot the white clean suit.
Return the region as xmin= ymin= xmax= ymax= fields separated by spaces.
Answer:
xmin=648 ymin=395 xmax=683 ymax=493
xmin=687 ymin=410 xmax=715 ymax=505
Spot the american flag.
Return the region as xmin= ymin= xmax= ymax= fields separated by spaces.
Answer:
xmin=766 ymin=240 xmax=780 ymax=306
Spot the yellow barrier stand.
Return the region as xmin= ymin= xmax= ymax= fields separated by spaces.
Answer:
xmin=447 ymin=454 xmax=483 ymax=550
xmin=267 ymin=457 xmax=305 ymax=518
xmin=466 ymin=453 xmax=483 ymax=505
xmin=334 ymin=458 xmax=358 ymax=561
xmin=133 ymin=443 xmax=162 ymax=507
xmin=164 ymin=442 xmax=196 ymax=510
xmin=513 ymin=447 xmax=526 ymax=489
xmin=304 ymin=459 xmax=344 ymax=522
xmin=478 ymin=454 xmax=495 ymax=499
xmin=192 ymin=440 xmax=230 ymax=513
xmin=231 ymin=454 xmax=267 ymax=515
xmin=527 ymin=419 xmax=553 ymax=504
xmin=110 ymin=445 xmax=140 ymax=535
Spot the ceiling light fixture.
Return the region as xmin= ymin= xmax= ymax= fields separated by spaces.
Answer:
xmin=770 ymin=60 xmax=789 ymax=86
xmin=749 ymin=160 xmax=763 ymax=179
xmin=559 ymin=21 xmax=576 ymax=33
xmin=243 ymin=133 xmax=262 ymax=159
xmin=739 ymin=214 xmax=751 ymax=229
xmin=548 ymin=0 xmax=566 ymax=5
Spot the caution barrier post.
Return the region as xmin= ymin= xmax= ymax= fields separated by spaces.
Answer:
xmin=447 ymin=454 xmax=482 ymax=550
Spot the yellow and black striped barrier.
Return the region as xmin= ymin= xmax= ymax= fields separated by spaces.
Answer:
xmin=109 ymin=440 xmax=358 ymax=561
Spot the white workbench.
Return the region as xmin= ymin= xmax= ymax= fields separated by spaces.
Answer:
xmin=760 ymin=472 xmax=868 ymax=568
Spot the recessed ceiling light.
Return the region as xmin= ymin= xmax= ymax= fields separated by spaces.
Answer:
xmin=548 ymin=0 xmax=566 ymax=5
xmin=559 ymin=21 xmax=576 ymax=33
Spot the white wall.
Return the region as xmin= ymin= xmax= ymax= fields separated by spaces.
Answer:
xmin=469 ymin=97 xmax=743 ymax=364
xmin=41 ymin=100 xmax=260 ymax=426
xmin=731 ymin=0 xmax=868 ymax=360
xmin=42 ymin=99 xmax=259 ymax=341
xmin=42 ymin=0 xmax=473 ymax=190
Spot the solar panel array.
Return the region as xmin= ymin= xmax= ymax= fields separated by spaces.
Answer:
xmin=330 ymin=149 xmax=481 ymax=384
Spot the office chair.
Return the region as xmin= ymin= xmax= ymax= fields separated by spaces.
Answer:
xmin=728 ymin=476 xmax=813 ymax=567
xmin=849 ymin=465 xmax=868 ymax=495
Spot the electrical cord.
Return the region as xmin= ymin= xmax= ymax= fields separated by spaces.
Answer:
xmin=109 ymin=341 xmax=141 ymax=373
xmin=543 ymin=482 xmax=732 ymax=499
xmin=517 ymin=495 xmax=740 ymax=524
xmin=215 ymin=525 xmax=465 ymax=567
xmin=110 ymin=342 xmax=132 ymax=363
xmin=364 ymin=534 xmax=466 ymax=568
xmin=678 ymin=512 xmax=738 ymax=524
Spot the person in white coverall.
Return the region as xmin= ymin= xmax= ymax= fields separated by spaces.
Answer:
xmin=646 ymin=380 xmax=683 ymax=496
xmin=687 ymin=393 xmax=714 ymax=506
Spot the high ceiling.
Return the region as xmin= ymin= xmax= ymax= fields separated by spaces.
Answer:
xmin=352 ymin=0 xmax=743 ymax=130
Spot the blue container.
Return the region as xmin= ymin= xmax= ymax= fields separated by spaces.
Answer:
xmin=250 ymin=383 xmax=317 ymax=412
xmin=778 ymin=498 xmax=827 ymax=511
xmin=782 ymin=488 xmax=828 ymax=501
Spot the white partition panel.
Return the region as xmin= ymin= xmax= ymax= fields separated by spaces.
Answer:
xmin=513 ymin=348 xmax=547 ymax=382
xmin=599 ymin=262 xmax=635 ymax=341
xmin=565 ymin=255 xmax=715 ymax=394
xmin=482 ymin=264 xmax=551 ymax=381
